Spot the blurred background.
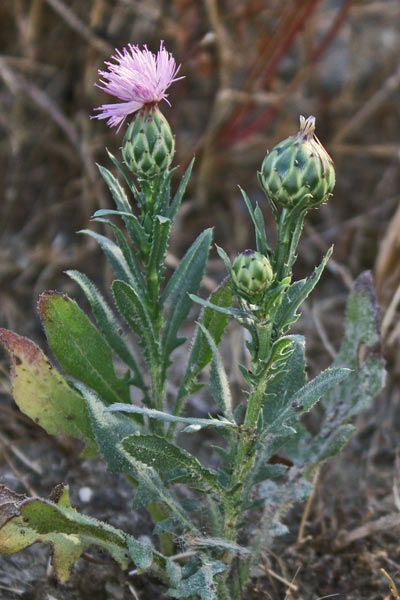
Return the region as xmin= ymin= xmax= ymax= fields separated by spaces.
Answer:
xmin=0 ymin=1 xmax=400 ymax=598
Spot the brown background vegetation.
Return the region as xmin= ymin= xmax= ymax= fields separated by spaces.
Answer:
xmin=0 ymin=1 xmax=400 ymax=598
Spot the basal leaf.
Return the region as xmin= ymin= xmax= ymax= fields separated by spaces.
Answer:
xmin=82 ymin=387 xmax=196 ymax=531
xmin=0 ymin=329 xmax=95 ymax=454
xmin=0 ymin=483 xmax=132 ymax=583
xmin=168 ymin=559 xmax=226 ymax=599
xmin=38 ymin=291 xmax=129 ymax=406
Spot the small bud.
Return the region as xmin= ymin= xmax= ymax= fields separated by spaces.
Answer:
xmin=122 ymin=108 xmax=175 ymax=178
xmin=232 ymin=250 xmax=273 ymax=303
xmin=259 ymin=115 xmax=335 ymax=209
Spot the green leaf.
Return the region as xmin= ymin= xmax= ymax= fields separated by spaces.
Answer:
xmin=252 ymin=464 xmax=288 ymax=485
xmin=91 ymin=218 xmax=148 ymax=302
xmin=187 ymin=279 xmax=232 ymax=375
xmin=127 ymin=537 xmax=153 ymax=570
xmin=112 ymin=280 xmax=160 ymax=366
xmin=122 ymin=434 xmax=224 ymax=494
xmin=93 ymin=208 xmax=149 ymax=257
xmin=189 ymin=294 xmax=249 ymax=320
xmin=80 ymin=229 xmax=143 ymax=292
xmin=98 ymin=162 xmax=144 ymax=241
xmin=107 ymin=403 xmax=236 ymax=433
xmin=168 ymin=559 xmax=226 ymax=599
xmin=197 ymin=323 xmax=233 ymax=420
xmin=0 ymin=329 xmax=95 ymax=454
xmin=146 ymin=215 xmax=172 ymax=298
xmin=167 ymin=159 xmax=195 ymax=222
xmin=65 ymin=270 xmax=145 ymax=390
xmin=38 ymin=292 xmax=129 ymax=406
xmin=239 ymin=187 xmax=270 ymax=255
xmin=275 ymin=247 xmax=333 ymax=332
xmin=161 ymin=229 xmax=213 ymax=360
xmin=0 ymin=483 xmax=134 ymax=583
xmin=82 ymin=386 xmax=196 ymax=531
xmin=263 ymin=367 xmax=350 ymax=436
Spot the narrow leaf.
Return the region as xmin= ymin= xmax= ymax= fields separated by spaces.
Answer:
xmin=197 ymin=323 xmax=233 ymax=420
xmin=239 ymin=187 xmax=270 ymax=255
xmin=161 ymin=229 xmax=213 ymax=360
xmin=167 ymin=158 xmax=195 ymax=222
xmin=112 ymin=280 xmax=160 ymax=366
xmin=122 ymin=434 xmax=224 ymax=493
xmin=107 ymin=403 xmax=236 ymax=432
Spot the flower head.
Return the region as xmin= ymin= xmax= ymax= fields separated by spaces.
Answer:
xmin=92 ymin=41 xmax=183 ymax=131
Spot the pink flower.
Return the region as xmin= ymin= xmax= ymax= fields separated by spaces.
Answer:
xmin=92 ymin=41 xmax=184 ymax=131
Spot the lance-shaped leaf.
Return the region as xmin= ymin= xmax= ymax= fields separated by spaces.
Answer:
xmin=81 ymin=386 xmax=196 ymax=531
xmin=197 ymin=323 xmax=233 ymax=420
xmin=65 ymin=270 xmax=145 ymax=391
xmin=0 ymin=484 xmax=133 ymax=583
xmin=98 ymin=162 xmax=143 ymax=234
xmin=80 ymin=229 xmax=145 ymax=296
xmin=91 ymin=217 xmax=148 ymax=302
xmin=122 ymin=434 xmax=225 ymax=494
xmin=275 ymin=247 xmax=332 ymax=333
xmin=0 ymin=329 xmax=95 ymax=454
xmin=263 ymin=367 xmax=350 ymax=437
xmin=161 ymin=229 xmax=213 ymax=360
xmin=107 ymin=404 xmax=236 ymax=433
xmin=112 ymin=280 xmax=160 ymax=366
xmin=146 ymin=215 xmax=172 ymax=297
xmin=189 ymin=295 xmax=249 ymax=321
xmin=38 ymin=292 xmax=129 ymax=406
xmin=167 ymin=158 xmax=195 ymax=222
xmin=239 ymin=187 xmax=271 ymax=255
xmin=93 ymin=209 xmax=149 ymax=258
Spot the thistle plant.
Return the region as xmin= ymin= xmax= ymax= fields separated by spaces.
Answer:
xmin=0 ymin=43 xmax=386 ymax=600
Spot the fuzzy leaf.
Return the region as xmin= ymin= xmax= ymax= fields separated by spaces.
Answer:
xmin=197 ymin=323 xmax=233 ymax=420
xmin=0 ymin=484 xmax=133 ymax=583
xmin=81 ymin=386 xmax=196 ymax=531
xmin=167 ymin=158 xmax=194 ymax=222
xmin=107 ymin=403 xmax=236 ymax=433
xmin=112 ymin=280 xmax=160 ymax=366
xmin=189 ymin=295 xmax=249 ymax=320
xmin=38 ymin=292 xmax=129 ymax=406
xmin=239 ymin=187 xmax=270 ymax=255
xmin=127 ymin=537 xmax=153 ymax=570
xmin=93 ymin=208 xmax=149 ymax=257
xmin=263 ymin=367 xmax=350 ymax=436
xmin=65 ymin=270 xmax=145 ymax=390
xmin=161 ymin=229 xmax=213 ymax=360
xmin=80 ymin=229 xmax=142 ymax=292
xmin=146 ymin=215 xmax=172 ymax=291
xmin=122 ymin=434 xmax=224 ymax=493
xmin=275 ymin=247 xmax=332 ymax=332
xmin=168 ymin=560 xmax=226 ymax=599
xmin=0 ymin=329 xmax=95 ymax=454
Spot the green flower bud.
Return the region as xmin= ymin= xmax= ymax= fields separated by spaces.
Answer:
xmin=259 ymin=115 xmax=335 ymax=209
xmin=232 ymin=250 xmax=273 ymax=303
xmin=122 ymin=108 xmax=175 ymax=179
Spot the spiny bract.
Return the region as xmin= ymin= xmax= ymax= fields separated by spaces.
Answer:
xmin=232 ymin=249 xmax=273 ymax=303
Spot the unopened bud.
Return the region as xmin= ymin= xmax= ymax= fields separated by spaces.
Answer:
xmin=232 ymin=250 xmax=273 ymax=303
xmin=259 ymin=115 xmax=335 ymax=209
xmin=122 ymin=108 xmax=175 ymax=179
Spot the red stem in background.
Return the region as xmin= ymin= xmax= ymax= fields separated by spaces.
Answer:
xmin=221 ymin=0 xmax=354 ymax=146
xmin=312 ymin=0 xmax=354 ymax=63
